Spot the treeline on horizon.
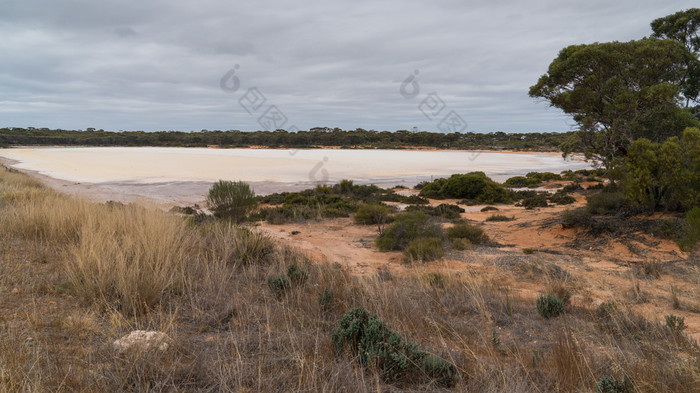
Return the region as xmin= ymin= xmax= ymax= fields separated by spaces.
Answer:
xmin=0 ymin=127 xmax=573 ymax=151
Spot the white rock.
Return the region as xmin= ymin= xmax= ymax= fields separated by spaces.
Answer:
xmin=112 ymin=330 xmax=171 ymax=353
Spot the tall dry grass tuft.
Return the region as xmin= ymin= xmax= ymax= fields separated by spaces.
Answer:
xmin=66 ymin=204 xmax=195 ymax=316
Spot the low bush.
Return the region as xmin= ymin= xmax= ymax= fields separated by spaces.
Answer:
xmin=549 ymin=191 xmax=576 ymax=205
xmin=504 ymin=176 xmax=538 ymax=188
xmin=405 ymin=203 xmax=464 ymax=220
xmin=523 ymin=248 xmax=534 ymax=254
xmin=485 ymin=214 xmax=514 ymax=222
xmin=446 ymin=221 xmax=487 ymax=244
xmin=481 ymin=206 xmax=498 ymax=212
xmin=522 ymin=194 xmax=549 ymax=209
xmin=536 ymin=293 xmax=565 ymax=319
xmin=268 ymin=263 xmax=308 ymax=298
xmin=331 ymin=308 xmax=456 ymax=387
xmin=354 ymin=203 xmax=393 ymax=228
xmin=419 ymin=172 xmax=511 ymax=204
xmin=207 ymin=180 xmax=258 ymax=223
xmin=403 ymin=237 xmax=444 ymax=262
xmin=450 ymin=237 xmax=472 ymax=250
xmin=561 ymin=208 xmax=592 ymax=229
xmin=267 ymin=274 xmax=290 ymax=298
xmin=376 ymin=212 xmax=442 ymax=251
xmin=526 ymin=171 xmax=562 ymax=183
xmin=286 ymin=263 xmax=309 ymax=285
xmin=586 ymin=191 xmax=626 ymax=215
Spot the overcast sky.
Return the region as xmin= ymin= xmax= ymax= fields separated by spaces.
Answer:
xmin=1 ymin=1 xmax=696 ymax=133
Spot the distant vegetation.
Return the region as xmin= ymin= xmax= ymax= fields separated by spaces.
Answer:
xmin=0 ymin=127 xmax=573 ymax=151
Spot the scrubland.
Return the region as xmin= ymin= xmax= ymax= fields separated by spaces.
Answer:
xmin=1 ymin=164 xmax=699 ymax=392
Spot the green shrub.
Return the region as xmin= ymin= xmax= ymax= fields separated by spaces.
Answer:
xmin=527 ymin=171 xmax=562 ymax=182
xmin=267 ymin=274 xmax=290 ymax=298
xmin=504 ymin=176 xmax=539 ymax=188
xmin=596 ymin=302 xmax=616 ymax=319
xmin=376 ymin=212 xmax=442 ymax=251
xmin=286 ymin=263 xmax=308 ymax=285
xmin=446 ymin=221 xmax=487 ymax=244
xmin=522 ymin=194 xmax=549 ymax=209
xmin=354 ymin=203 xmax=393 ymax=228
xmin=331 ymin=308 xmax=456 ymax=387
xmin=549 ymin=191 xmax=576 ymax=205
xmin=207 ymin=180 xmax=258 ymax=222
xmin=523 ymin=248 xmax=534 ymax=254
xmin=450 ymin=238 xmax=472 ymax=250
xmin=586 ymin=191 xmax=625 ymax=215
xmin=481 ymin=206 xmax=498 ymax=212
xmin=485 ymin=214 xmax=514 ymax=222
xmin=403 ymin=237 xmax=444 ymax=262
xmin=665 ymin=314 xmax=687 ymax=333
xmin=419 ymin=172 xmax=511 ymax=203
xmin=561 ymin=208 xmax=592 ymax=229
xmin=536 ymin=293 xmax=565 ymax=318
xmin=596 ymin=375 xmax=631 ymax=393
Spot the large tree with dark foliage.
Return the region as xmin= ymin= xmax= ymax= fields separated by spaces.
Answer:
xmin=651 ymin=8 xmax=700 ymax=111
xmin=530 ymin=38 xmax=697 ymax=170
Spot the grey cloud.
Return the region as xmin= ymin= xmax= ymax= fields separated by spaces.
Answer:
xmin=1 ymin=0 xmax=698 ymax=132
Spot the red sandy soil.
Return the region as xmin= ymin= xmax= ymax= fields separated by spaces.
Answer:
xmin=253 ymin=188 xmax=699 ymax=339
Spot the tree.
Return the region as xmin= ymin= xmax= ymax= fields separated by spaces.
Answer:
xmin=651 ymin=8 xmax=700 ymax=113
xmin=206 ymin=180 xmax=257 ymax=222
xmin=531 ymin=38 xmax=697 ymax=170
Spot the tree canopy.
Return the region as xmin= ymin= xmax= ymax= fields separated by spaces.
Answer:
xmin=530 ymin=38 xmax=697 ymax=169
xmin=651 ymin=8 xmax=700 ymax=109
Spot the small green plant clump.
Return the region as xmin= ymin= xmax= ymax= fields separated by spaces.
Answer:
xmin=268 ymin=263 xmax=309 ymax=298
xmin=665 ymin=314 xmax=687 ymax=333
xmin=331 ymin=308 xmax=456 ymax=387
xmin=403 ymin=237 xmax=444 ymax=262
xmin=536 ymin=293 xmax=565 ymax=319
xmin=596 ymin=375 xmax=632 ymax=393
xmin=446 ymin=220 xmax=488 ymax=245
xmin=267 ymin=274 xmax=290 ymax=298
xmin=481 ymin=206 xmax=499 ymax=212
xmin=522 ymin=248 xmax=534 ymax=254
xmin=286 ymin=263 xmax=309 ymax=285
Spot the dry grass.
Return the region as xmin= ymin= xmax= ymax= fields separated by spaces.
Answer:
xmin=1 ymin=164 xmax=700 ymax=392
